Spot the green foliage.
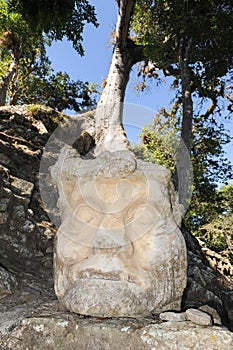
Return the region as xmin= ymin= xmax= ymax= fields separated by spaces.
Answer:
xmin=26 ymin=104 xmax=70 ymax=132
xmin=132 ymin=0 xmax=174 ymax=68
xmin=133 ymin=109 xmax=178 ymax=171
xmin=183 ymin=111 xmax=233 ymax=231
xmin=132 ymin=1 xmax=233 ymax=264
xmin=8 ymin=0 xmax=98 ymax=55
xmin=135 ymin=105 xmax=233 ymax=262
xmin=27 ymin=104 xmax=51 ymax=114
xmin=220 ymin=184 xmax=233 ymax=214
xmin=0 ymin=0 xmax=98 ymax=109
xmin=194 ymin=185 xmax=233 ymax=264
xmin=10 ymin=49 xmax=99 ymax=111
xmin=0 ymin=0 xmax=42 ymax=59
xmin=132 ymin=0 xmax=233 ymax=100
xmin=0 ymin=0 xmax=48 ymax=104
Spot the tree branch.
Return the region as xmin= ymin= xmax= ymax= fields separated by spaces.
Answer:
xmin=116 ymin=0 xmax=135 ymax=48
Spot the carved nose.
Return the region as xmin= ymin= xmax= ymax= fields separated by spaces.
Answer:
xmin=92 ymin=216 xmax=128 ymax=249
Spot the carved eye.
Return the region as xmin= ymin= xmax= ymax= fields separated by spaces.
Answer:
xmin=125 ymin=201 xmax=161 ymax=241
xmin=74 ymin=204 xmax=101 ymax=228
xmin=125 ymin=201 xmax=147 ymax=224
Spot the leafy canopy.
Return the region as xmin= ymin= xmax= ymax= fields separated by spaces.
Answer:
xmin=9 ymin=53 xmax=99 ymax=111
xmin=135 ymin=106 xmax=233 ymax=263
xmin=7 ymin=0 xmax=98 ymax=55
xmin=136 ymin=106 xmax=232 ymax=219
xmin=0 ymin=0 xmax=99 ymax=108
xmin=194 ymin=184 xmax=233 ymax=264
xmin=132 ymin=0 xmax=233 ymax=103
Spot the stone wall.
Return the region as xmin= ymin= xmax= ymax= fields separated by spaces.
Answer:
xmin=0 ymin=105 xmax=59 ymax=283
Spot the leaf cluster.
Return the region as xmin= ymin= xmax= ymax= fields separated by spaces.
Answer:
xmin=134 ymin=109 xmax=179 ymax=171
xmin=135 ymin=106 xmax=233 ymax=239
xmin=8 ymin=0 xmax=98 ymax=55
xmin=0 ymin=0 xmax=43 ymax=60
xmin=132 ymin=0 xmax=233 ymax=93
xmin=9 ymin=49 xmax=99 ymax=111
xmin=0 ymin=0 xmax=99 ymax=109
xmin=193 ymin=184 xmax=233 ymax=264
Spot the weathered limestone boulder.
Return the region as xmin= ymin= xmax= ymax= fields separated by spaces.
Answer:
xmin=199 ymin=304 xmax=222 ymax=325
xmin=185 ymin=308 xmax=212 ymax=326
xmin=51 ymin=146 xmax=187 ymax=317
xmin=1 ymin=306 xmax=233 ymax=350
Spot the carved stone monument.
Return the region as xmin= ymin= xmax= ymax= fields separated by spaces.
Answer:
xmin=51 ymin=146 xmax=187 ymax=317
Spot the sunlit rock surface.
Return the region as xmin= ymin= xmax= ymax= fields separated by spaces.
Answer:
xmin=52 ymin=147 xmax=187 ymax=317
xmin=1 ymin=309 xmax=233 ymax=350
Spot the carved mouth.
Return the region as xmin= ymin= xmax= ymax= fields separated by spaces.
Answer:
xmin=77 ymin=270 xmax=136 ymax=283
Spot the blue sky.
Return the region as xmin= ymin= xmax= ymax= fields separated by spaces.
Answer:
xmin=46 ymin=0 xmax=176 ymax=112
xmin=46 ymin=0 xmax=233 ymax=167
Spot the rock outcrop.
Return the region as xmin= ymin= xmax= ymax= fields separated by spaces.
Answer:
xmin=0 ymin=105 xmax=60 ymax=281
xmin=1 ymin=302 xmax=233 ymax=350
xmin=0 ymin=266 xmax=17 ymax=299
xmin=182 ymin=226 xmax=233 ymax=330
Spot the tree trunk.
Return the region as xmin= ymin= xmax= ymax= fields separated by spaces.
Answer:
xmin=94 ymin=0 xmax=144 ymax=154
xmin=176 ymin=37 xmax=193 ymax=207
xmin=0 ymin=60 xmax=17 ymax=106
xmin=179 ymin=38 xmax=193 ymax=155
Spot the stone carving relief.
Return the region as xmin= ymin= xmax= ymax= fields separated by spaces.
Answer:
xmin=51 ymin=147 xmax=187 ymax=317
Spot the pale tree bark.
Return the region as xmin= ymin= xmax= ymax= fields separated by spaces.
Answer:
xmin=0 ymin=60 xmax=17 ymax=106
xmin=176 ymin=37 xmax=193 ymax=207
xmin=179 ymin=38 xmax=193 ymax=156
xmin=94 ymin=0 xmax=144 ymax=154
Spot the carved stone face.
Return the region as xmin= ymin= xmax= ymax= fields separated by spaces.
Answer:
xmin=53 ymin=149 xmax=187 ymax=317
